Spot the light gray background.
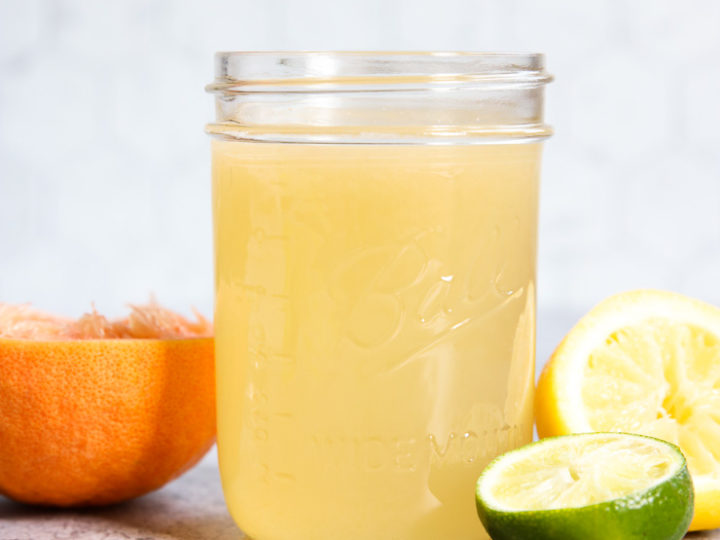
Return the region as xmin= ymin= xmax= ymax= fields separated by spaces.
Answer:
xmin=1 ymin=0 xmax=720 ymax=366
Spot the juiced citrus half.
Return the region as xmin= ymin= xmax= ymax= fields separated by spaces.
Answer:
xmin=476 ymin=432 xmax=693 ymax=540
xmin=536 ymin=290 xmax=720 ymax=530
xmin=0 ymin=301 xmax=215 ymax=506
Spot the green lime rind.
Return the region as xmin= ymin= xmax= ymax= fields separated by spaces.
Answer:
xmin=475 ymin=433 xmax=694 ymax=540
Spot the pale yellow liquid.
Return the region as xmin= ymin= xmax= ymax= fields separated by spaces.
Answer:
xmin=212 ymin=141 xmax=541 ymax=540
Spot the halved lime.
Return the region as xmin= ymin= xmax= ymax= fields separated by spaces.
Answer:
xmin=475 ymin=433 xmax=693 ymax=540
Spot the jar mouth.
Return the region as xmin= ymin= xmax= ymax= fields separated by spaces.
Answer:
xmin=206 ymin=51 xmax=552 ymax=145
xmin=206 ymin=51 xmax=552 ymax=94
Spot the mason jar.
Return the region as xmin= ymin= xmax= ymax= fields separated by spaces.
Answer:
xmin=207 ymin=51 xmax=552 ymax=540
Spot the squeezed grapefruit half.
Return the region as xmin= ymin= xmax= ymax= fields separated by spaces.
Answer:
xmin=0 ymin=301 xmax=215 ymax=506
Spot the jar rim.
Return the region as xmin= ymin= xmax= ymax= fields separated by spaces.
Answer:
xmin=206 ymin=51 xmax=552 ymax=145
xmin=207 ymin=51 xmax=551 ymax=93
xmin=214 ymin=50 xmax=544 ymax=57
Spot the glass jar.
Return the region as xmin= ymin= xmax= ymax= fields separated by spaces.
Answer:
xmin=207 ymin=51 xmax=551 ymax=540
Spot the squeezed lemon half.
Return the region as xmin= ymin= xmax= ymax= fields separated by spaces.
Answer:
xmin=536 ymin=290 xmax=720 ymax=530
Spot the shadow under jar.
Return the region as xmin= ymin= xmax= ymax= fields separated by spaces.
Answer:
xmin=207 ymin=51 xmax=552 ymax=540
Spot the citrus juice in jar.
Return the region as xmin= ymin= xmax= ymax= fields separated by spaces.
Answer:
xmin=208 ymin=52 xmax=552 ymax=540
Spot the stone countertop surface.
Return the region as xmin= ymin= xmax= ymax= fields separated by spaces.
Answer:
xmin=0 ymin=448 xmax=717 ymax=540
xmin=0 ymin=313 xmax=717 ymax=539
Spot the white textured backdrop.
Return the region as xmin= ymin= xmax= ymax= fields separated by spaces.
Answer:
xmin=1 ymin=1 xmax=720 ymax=357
